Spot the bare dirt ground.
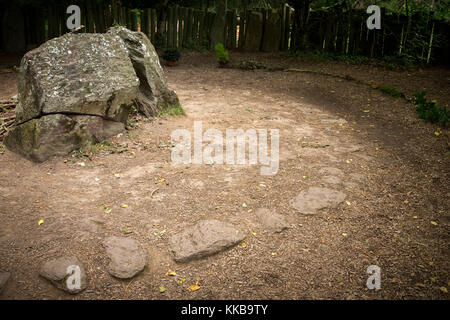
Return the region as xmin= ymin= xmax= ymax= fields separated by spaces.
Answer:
xmin=0 ymin=51 xmax=449 ymax=300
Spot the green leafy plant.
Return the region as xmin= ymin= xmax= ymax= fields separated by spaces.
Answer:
xmin=413 ymin=91 xmax=449 ymax=127
xmin=162 ymin=48 xmax=180 ymax=62
xmin=215 ymin=43 xmax=229 ymax=66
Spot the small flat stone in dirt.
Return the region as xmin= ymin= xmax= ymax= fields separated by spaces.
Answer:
xmin=343 ymin=181 xmax=359 ymax=189
xmin=290 ymin=187 xmax=347 ymax=215
xmin=168 ymin=219 xmax=245 ymax=262
xmin=334 ymin=145 xmax=362 ymax=153
xmin=349 ymin=173 xmax=366 ymax=181
xmin=255 ymin=208 xmax=289 ymax=233
xmin=320 ymin=118 xmax=347 ymax=124
xmin=39 ymin=256 xmax=87 ymax=294
xmin=0 ymin=272 xmax=11 ymax=293
xmin=321 ymin=175 xmax=342 ymax=184
xmin=319 ymin=167 xmax=344 ymax=177
xmin=103 ymin=236 xmax=147 ymax=279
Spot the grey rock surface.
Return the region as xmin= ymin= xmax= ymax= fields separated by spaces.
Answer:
xmin=39 ymin=256 xmax=87 ymax=294
xmin=255 ymin=208 xmax=289 ymax=233
xmin=169 ymin=220 xmax=245 ymax=262
xmin=14 ymin=32 xmax=138 ymax=124
xmin=6 ymin=27 xmax=178 ymax=162
xmin=5 ymin=114 xmax=124 ymax=162
xmin=108 ymin=26 xmax=179 ymax=118
xmin=290 ymin=187 xmax=347 ymax=215
xmin=103 ymin=236 xmax=147 ymax=279
xmin=0 ymin=272 xmax=11 ymax=294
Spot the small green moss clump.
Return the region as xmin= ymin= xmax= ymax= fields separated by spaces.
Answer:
xmin=158 ymin=103 xmax=185 ymax=117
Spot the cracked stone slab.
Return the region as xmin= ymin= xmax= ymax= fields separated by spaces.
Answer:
xmin=0 ymin=272 xmax=11 ymax=294
xmin=321 ymin=175 xmax=342 ymax=184
xmin=254 ymin=208 xmax=289 ymax=233
xmin=319 ymin=167 xmax=344 ymax=177
xmin=39 ymin=256 xmax=87 ymax=294
xmin=168 ymin=220 xmax=246 ymax=262
xmin=290 ymin=187 xmax=347 ymax=215
xmin=103 ymin=236 xmax=147 ymax=279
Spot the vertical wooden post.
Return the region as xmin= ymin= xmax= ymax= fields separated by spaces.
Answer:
xmin=173 ymin=6 xmax=179 ymax=48
xmin=179 ymin=7 xmax=186 ymax=48
xmin=167 ymin=6 xmax=174 ymax=48
xmin=198 ymin=9 xmax=207 ymax=48
xmin=238 ymin=9 xmax=247 ymax=49
xmin=283 ymin=6 xmax=290 ymax=50
xmin=193 ymin=10 xmax=201 ymax=46
xmin=142 ymin=8 xmax=150 ymax=38
xmin=130 ymin=9 xmax=138 ymax=31
xmin=36 ymin=7 xmax=46 ymax=43
xmin=151 ymin=8 xmax=157 ymax=43
xmin=231 ymin=9 xmax=237 ymax=49
xmin=280 ymin=8 xmax=285 ymax=51
xmin=105 ymin=0 xmax=113 ymax=28
xmin=184 ymin=8 xmax=193 ymax=46
xmin=111 ymin=0 xmax=119 ymax=25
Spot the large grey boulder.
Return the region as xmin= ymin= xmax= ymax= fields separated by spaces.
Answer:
xmin=5 ymin=27 xmax=179 ymax=162
xmin=168 ymin=219 xmax=246 ymax=262
xmin=108 ymin=26 xmax=179 ymax=118
xmin=39 ymin=256 xmax=88 ymax=294
xmin=14 ymin=33 xmax=138 ymax=124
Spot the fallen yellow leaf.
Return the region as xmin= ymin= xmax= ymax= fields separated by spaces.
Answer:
xmin=187 ymin=281 xmax=201 ymax=292
xmin=431 ymin=221 xmax=438 ymax=226
xmin=166 ymin=270 xmax=176 ymax=276
xmin=38 ymin=219 xmax=44 ymax=226
xmin=440 ymin=287 xmax=448 ymax=293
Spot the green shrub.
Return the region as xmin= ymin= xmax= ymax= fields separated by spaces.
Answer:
xmin=215 ymin=43 xmax=229 ymax=66
xmin=413 ymin=91 xmax=449 ymax=127
xmin=162 ymin=48 xmax=180 ymax=62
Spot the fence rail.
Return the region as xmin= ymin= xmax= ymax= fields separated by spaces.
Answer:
xmin=1 ymin=1 xmax=448 ymax=63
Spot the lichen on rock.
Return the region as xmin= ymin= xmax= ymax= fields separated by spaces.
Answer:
xmin=6 ymin=27 xmax=179 ymax=162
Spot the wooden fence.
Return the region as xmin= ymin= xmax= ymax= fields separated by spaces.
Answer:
xmin=12 ymin=1 xmax=293 ymax=52
xmin=1 ymin=1 xmax=448 ymax=63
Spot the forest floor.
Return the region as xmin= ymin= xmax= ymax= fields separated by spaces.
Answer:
xmin=0 ymin=51 xmax=449 ymax=299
